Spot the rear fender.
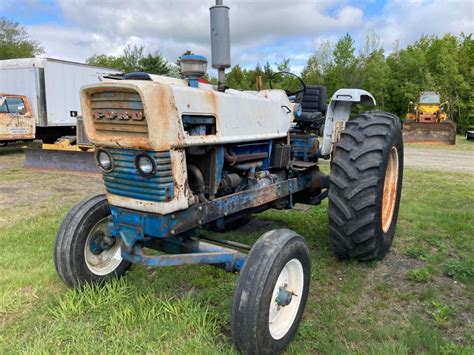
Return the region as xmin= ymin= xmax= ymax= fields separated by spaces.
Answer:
xmin=320 ymin=89 xmax=376 ymax=156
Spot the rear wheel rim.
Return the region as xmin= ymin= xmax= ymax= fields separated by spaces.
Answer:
xmin=84 ymin=217 xmax=122 ymax=275
xmin=382 ymin=146 xmax=399 ymax=233
xmin=268 ymin=258 xmax=304 ymax=340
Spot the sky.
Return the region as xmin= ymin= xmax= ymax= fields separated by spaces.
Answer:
xmin=1 ymin=0 xmax=473 ymax=75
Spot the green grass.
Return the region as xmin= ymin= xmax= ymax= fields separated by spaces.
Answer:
xmin=407 ymin=267 xmax=431 ymax=283
xmin=1 ymin=164 xmax=473 ymax=353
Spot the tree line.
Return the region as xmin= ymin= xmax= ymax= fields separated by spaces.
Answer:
xmin=1 ymin=17 xmax=472 ymax=131
xmin=223 ymin=32 xmax=473 ymax=132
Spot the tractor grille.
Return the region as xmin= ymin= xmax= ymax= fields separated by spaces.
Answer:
xmin=90 ymin=91 xmax=148 ymax=138
xmin=104 ymin=149 xmax=174 ymax=203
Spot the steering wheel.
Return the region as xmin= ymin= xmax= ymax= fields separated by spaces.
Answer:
xmin=269 ymin=71 xmax=307 ymax=98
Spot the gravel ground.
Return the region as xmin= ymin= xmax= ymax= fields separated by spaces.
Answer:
xmin=404 ymin=146 xmax=474 ymax=175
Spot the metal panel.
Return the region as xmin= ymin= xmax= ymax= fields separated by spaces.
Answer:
xmin=24 ymin=148 xmax=97 ymax=172
xmin=43 ymin=60 xmax=119 ymax=127
xmin=110 ymin=178 xmax=300 ymax=243
xmin=321 ymin=89 xmax=376 ymax=156
xmin=76 ymin=116 xmax=90 ymax=146
xmin=89 ymin=91 xmax=148 ymax=138
xmin=0 ymin=67 xmax=41 ymax=124
xmin=104 ymin=149 xmax=174 ymax=203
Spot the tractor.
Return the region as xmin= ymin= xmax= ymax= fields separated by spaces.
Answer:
xmin=53 ymin=1 xmax=404 ymax=353
xmin=403 ymin=91 xmax=456 ymax=144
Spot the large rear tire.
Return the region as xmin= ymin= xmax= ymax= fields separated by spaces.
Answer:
xmin=232 ymin=229 xmax=311 ymax=354
xmin=328 ymin=111 xmax=403 ymax=261
xmin=54 ymin=194 xmax=131 ymax=288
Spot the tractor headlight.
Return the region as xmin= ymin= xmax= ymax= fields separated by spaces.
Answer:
xmin=135 ymin=153 xmax=156 ymax=177
xmin=96 ymin=149 xmax=113 ymax=172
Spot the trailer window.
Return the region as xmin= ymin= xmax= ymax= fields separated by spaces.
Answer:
xmin=5 ymin=98 xmax=26 ymax=114
xmin=0 ymin=99 xmax=7 ymax=113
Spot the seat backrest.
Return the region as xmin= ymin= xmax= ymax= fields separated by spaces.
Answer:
xmin=298 ymin=85 xmax=327 ymax=115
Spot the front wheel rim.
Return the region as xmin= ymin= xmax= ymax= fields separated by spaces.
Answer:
xmin=381 ymin=146 xmax=399 ymax=233
xmin=268 ymin=258 xmax=305 ymax=340
xmin=84 ymin=217 xmax=123 ymax=276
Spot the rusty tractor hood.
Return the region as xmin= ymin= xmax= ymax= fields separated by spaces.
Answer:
xmin=81 ymin=76 xmax=296 ymax=151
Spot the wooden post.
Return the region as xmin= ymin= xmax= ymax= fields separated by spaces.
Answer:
xmin=256 ymin=75 xmax=263 ymax=91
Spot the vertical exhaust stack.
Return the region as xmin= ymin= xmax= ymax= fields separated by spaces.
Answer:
xmin=210 ymin=0 xmax=231 ymax=92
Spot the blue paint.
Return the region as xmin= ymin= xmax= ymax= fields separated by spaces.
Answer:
xmin=103 ymin=149 xmax=174 ymax=203
xmin=230 ymin=141 xmax=272 ymax=169
xmin=188 ymin=79 xmax=199 ymax=88
xmin=107 ymin=168 xmax=320 ymax=273
xmin=181 ymin=54 xmax=208 ymax=62
xmin=122 ymin=249 xmax=246 ymax=272
xmin=121 ymin=238 xmax=246 ymax=272
xmin=215 ymin=146 xmax=225 ymax=188
xmin=291 ymin=135 xmax=318 ymax=161
xmin=276 ymin=286 xmax=294 ymax=306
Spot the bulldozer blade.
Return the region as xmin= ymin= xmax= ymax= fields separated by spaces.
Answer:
xmin=24 ymin=148 xmax=99 ymax=173
xmin=402 ymin=121 xmax=456 ymax=145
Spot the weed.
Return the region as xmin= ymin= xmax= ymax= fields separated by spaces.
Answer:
xmin=407 ymin=267 xmax=431 ymax=283
xmin=444 ymin=259 xmax=474 ymax=282
xmin=429 ymin=301 xmax=452 ymax=324
xmin=404 ymin=245 xmax=428 ymax=260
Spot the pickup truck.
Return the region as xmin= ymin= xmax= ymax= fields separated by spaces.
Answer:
xmin=0 ymin=93 xmax=35 ymax=146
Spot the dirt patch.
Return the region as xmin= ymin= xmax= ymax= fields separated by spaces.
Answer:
xmin=357 ymin=251 xmax=472 ymax=343
xmin=404 ymin=147 xmax=474 ymax=174
xmin=0 ymin=149 xmax=104 ymax=229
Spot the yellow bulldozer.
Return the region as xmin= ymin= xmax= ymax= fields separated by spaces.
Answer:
xmin=403 ymin=91 xmax=456 ymax=145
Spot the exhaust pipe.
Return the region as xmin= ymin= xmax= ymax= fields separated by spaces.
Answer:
xmin=210 ymin=0 xmax=231 ymax=91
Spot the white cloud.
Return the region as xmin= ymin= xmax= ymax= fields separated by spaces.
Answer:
xmin=362 ymin=0 xmax=474 ymax=52
xmin=17 ymin=0 xmax=474 ymax=75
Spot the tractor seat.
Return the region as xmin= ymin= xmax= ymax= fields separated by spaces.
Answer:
xmin=296 ymin=85 xmax=327 ymax=127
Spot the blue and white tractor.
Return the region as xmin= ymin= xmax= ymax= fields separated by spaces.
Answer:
xmin=54 ymin=2 xmax=404 ymax=353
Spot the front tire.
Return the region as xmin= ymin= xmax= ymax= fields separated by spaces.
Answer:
xmin=54 ymin=194 xmax=131 ymax=288
xmin=328 ymin=111 xmax=404 ymax=261
xmin=232 ymin=229 xmax=311 ymax=354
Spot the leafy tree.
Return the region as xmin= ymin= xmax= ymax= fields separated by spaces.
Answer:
xmin=122 ymin=44 xmax=144 ymax=72
xmin=86 ymin=44 xmax=171 ymax=75
xmin=300 ymin=31 xmax=472 ymax=132
xmin=325 ymin=33 xmax=358 ymax=95
xmin=358 ymin=30 xmax=390 ymax=109
xmin=0 ymin=17 xmax=43 ymax=59
xmin=302 ymin=40 xmax=332 ymax=85
xmin=86 ymin=54 xmax=124 ymax=70
xmin=139 ymin=51 xmax=170 ymax=75
xmin=226 ymin=64 xmax=249 ymax=90
xmin=262 ymin=61 xmax=274 ymax=86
